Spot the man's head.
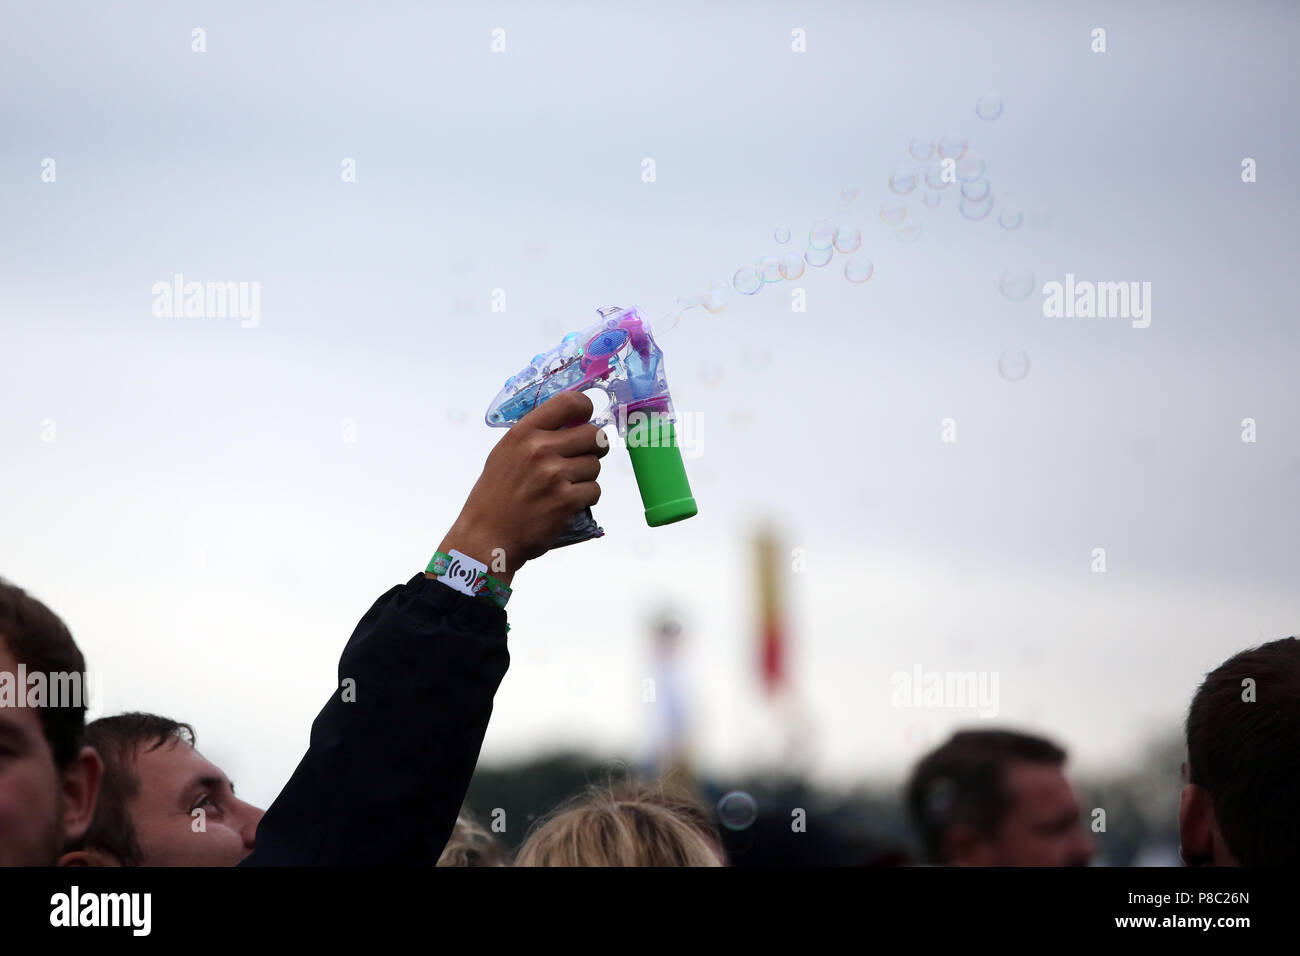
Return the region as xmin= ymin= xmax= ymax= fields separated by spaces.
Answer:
xmin=61 ymin=713 xmax=263 ymax=867
xmin=906 ymin=729 xmax=1094 ymax=866
xmin=1181 ymin=637 xmax=1300 ymax=867
xmin=0 ymin=579 xmax=102 ymax=866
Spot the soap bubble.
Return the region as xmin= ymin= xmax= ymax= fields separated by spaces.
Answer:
xmin=717 ymin=791 xmax=758 ymax=831
xmin=804 ymin=245 xmax=833 ymax=267
xmin=938 ymin=133 xmax=968 ymax=160
xmin=674 ymin=294 xmax=705 ymax=317
xmin=998 ymin=349 xmax=1030 ymax=382
xmin=774 ymin=225 xmax=791 ymax=243
xmin=728 ymin=409 xmax=755 ymax=430
xmin=889 ymin=167 xmax=919 ymax=195
xmin=923 ymin=190 xmax=941 ymax=208
xmin=879 ymin=200 xmax=907 ymax=226
xmin=833 ymin=223 xmax=862 ymax=253
xmin=779 ymin=251 xmax=805 ymax=280
xmin=956 ymin=153 xmax=985 ymax=182
xmin=757 ymin=256 xmax=782 ymax=283
xmin=741 ymin=345 xmax=773 ymax=370
xmin=732 ymin=266 xmax=762 ymax=295
xmin=808 ymin=219 xmax=835 ymax=250
xmin=960 ymin=179 xmax=990 ymax=201
xmin=924 ymin=163 xmax=952 ymax=190
xmin=702 ymin=278 xmax=729 ymax=313
xmin=898 ymin=224 xmax=923 ymax=242
xmin=958 ymin=193 xmax=994 ymax=220
xmin=844 ymin=255 xmax=874 ymax=283
xmin=998 ymin=208 xmax=1024 ymax=230
xmin=909 ymin=135 xmax=936 ymax=160
xmin=697 ymin=364 xmax=725 ymax=387
xmin=839 ymin=187 xmax=859 ymax=206
xmin=999 ymin=269 xmax=1036 ymax=301
xmin=975 ymin=94 xmax=1003 ymax=120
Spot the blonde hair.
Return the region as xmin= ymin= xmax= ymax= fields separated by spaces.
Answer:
xmin=514 ymin=780 xmax=725 ymax=867
xmin=436 ymin=812 xmax=507 ymax=867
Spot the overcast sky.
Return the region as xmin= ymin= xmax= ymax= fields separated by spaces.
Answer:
xmin=3 ymin=0 xmax=1298 ymax=808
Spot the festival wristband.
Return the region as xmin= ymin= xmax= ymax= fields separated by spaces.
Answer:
xmin=426 ymin=549 xmax=512 ymax=609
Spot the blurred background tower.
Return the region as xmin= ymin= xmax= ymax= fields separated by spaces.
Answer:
xmin=755 ymin=527 xmax=786 ymax=696
xmin=641 ymin=608 xmax=696 ymax=793
xmin=753 ymin=524 xmax=814 ymax=771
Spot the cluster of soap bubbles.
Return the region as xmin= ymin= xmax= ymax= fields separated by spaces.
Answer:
xmin=884 ymin=96 xmax=1032 ymax=241
xmin=888 ymin=98 xmax=1040 ymax=383
xmin=773 ymin=219 xmax=874 ymax=286
xmin=667 ymin=216 xmax=877 ymax=323
xmin=664 ymin=92 xmax=1041 ymax=387
xmin=890 ymin=131 xmax=1027 ymax=232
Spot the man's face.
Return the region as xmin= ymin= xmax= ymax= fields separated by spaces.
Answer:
xmin=0 ymin=645 xmax=84 ymax=865
xmin=128 ymin=738 xmax=263 ymax=866
xmin=987 ymin=761 xmax=1095 ymax=866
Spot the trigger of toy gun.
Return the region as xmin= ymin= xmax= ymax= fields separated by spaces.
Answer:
xmin=550 ymin=508 xmax=605 ymax=548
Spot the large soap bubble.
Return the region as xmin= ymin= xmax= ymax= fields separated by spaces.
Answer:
xmin=732 ymin=266 xmax=762 ymax=295
xmin=844 ymin=255 xmax=875 ymax=283
xmin=975 ymin=94 xmax=1004 ymax=120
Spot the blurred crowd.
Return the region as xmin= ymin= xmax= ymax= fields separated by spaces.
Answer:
xmin=3 ymin=392 xmax=1295 ymax=867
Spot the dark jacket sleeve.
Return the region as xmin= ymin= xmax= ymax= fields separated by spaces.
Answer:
xmin=240 ymin=573 xmax=509 ymax=866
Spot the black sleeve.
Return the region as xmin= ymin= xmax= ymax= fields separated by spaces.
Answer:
xmin=240 ymin=573 xmax=509 ymax=866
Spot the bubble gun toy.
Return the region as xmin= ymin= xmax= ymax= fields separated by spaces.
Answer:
xmin=486 ymin=305 xmax=698 ymax=546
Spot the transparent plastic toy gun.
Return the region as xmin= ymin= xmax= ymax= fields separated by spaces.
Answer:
xmin=486 ymin=305 xmax=698 ymax=547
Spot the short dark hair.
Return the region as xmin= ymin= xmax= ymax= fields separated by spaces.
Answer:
xmin=1186 ymin=637 xmax=1300 ymax=867
xmin=67 ymin=713 xmax=196 ymax=866
xmin=0 ymin=579 xmax=88 ymax=767
xmin=906 ymin=729 xmax=1067 ymax=863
